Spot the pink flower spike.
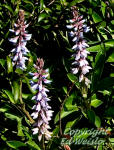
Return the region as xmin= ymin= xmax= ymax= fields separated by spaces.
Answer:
xmin=67 ymin=6 xmax=91 ymax=85
xmin=9 ymin=9 xmax=31 ymax=70
xmin=30 ymin=58 xmax=53 ymax=141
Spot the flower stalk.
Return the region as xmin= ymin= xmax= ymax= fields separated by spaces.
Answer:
xmin=67 ymin=6 xmax=92 ymax=89
xmin=30 ymin=58 xmax=53 ymax=141
xmin=9 ymin=9 xmax=31 ymax=70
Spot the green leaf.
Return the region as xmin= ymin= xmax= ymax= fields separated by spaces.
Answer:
xmin=40 ymin=0 xmax=44 ymax=11
xmin=110 ymin=73 xmax=114 ymax=77
xmin=5 ymin=113 xmax=20 ymax=121
xmin=87 ymin=40 xmax=114 ymax=52
xmin=65 ymin=116 xmax=81 ymax=133
xmin=109 ymin=138 xmax=114 ymax=146
xmin=101 ymin=1 xmax=106 ymax=18
xmin=23 ymin=0 xmax=34 ymax=7
xmin=87 ymin=44 xmax=103 ymax=52
xmin=62 ymin=86 xmax=67 ymax=94
xmin=38 ymin=13 xmax=48 ymax=22
xmin=97 ymin=144 xmax=103 ymax=150
xmin=0 ymin=105 xmax=11 ymax=113
xmin=65 ymin=119 xmax=77 ymax=130
xmin=99 ymin=90 xmax=111 ymax=96
xmin=2 ymin=4 xmax=13 ymax=14
xmin=111 ymin=20 xmax=114 ymax=25
xmin=5 ymin=112 xmax=25 ymax=137
xmin=44 ymin=8 xmax=52 ymax=14
xmin=107 ymin=52 xmax=114 ymax=62
xmin=91 ymin=99 xmax=103 ymax=108
xmin=92 ymin=11 xmax=102 ymax=23
xmin=17 ymin=118 xmax=24 ymax=136
xmin=105 ymin=39 xmax=114 ymax=47
xmin=87 ymin=109 xmax=95 ymax=124
xmin=6 ymin=56 xmax=13 ymax=74
xmin=22 ymin=93 xmax=31 ymax=99
xmin=42 ymin=25 xmax=51 ymax=29
xmin=65 ymin=94 xmax=77 ymax=111
xmin=11 ymin=0 xmax=16 ymax=4
xmin=67 ymin=73 xmax=77 ymax=83
xmin=26 ymin=54 xmax=34 ymax=71
xmin=0 ymin=59 xmax=5 ymax=69
xmin=6 ymin=141 xmax=26 ymax=149
xmin=59 ymin=31 xmax=69 ymax=43
xmin=15 ymin=68 xmax=23 ymax=75
xmin=12 ymin=81 xmax=20 ymax=103
xmin=3 ymin=90 xmax=15 ymax=104
xmin=54 ymin=109 xmax=78 ymax=124
xmin=27 ymin=140 xmax=41 ymax=150
xmin=95 ymin=115 xmax=101 ymax=128
xmin=69 ymin=0 xmax=85 ymax=7
xmin=91 ymin=50 xmax=105 ymax=91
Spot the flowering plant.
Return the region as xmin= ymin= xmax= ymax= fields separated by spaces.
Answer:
xmin=0 ymin=0 xmax=113 ymax=150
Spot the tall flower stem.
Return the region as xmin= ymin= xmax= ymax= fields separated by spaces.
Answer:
xmin=42 ymin=135 xmax=45 ymax=150
xmin=59 ymin=82 xmax=75 ymax=136
xmin=19 ymin=79 xmax=35 ymax=124
xmin=19 ymin=80 xmax=23 ymax=104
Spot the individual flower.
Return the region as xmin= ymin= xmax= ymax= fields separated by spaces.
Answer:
xmin=30 ymin=58 xmax=53 ymax=141
xmin=9 ymin=9 xmax=31 ymax=70
xmin=67 ymin=6 xmax=92 ymax=86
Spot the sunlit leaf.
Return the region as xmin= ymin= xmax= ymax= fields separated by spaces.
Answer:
xmin=6 ymin=141 xmax=26 ymax=149
xmin=3 ymin=90 xmax=15 ymax=104
xmin=91 ymin=99 xmax=103 ymax=108
xmin=95 ymin=115 xmax=101 ymax=128
xmin=92 ymin=11 xmax=102 ymax=23
xmin=12 ymin=81 xmax=20 ymax=103
xmin=6 ymin=56 xmax=13 ymax=74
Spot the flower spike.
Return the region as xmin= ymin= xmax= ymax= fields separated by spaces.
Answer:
xmin=30 ymin=58 xmax=53 ymax=141
xmin=67 ymin=6 xmax=92 ymax=86
xmin=9 ymin=9 xmax=31 ymax=70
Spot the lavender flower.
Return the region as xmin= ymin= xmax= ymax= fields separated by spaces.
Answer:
xmin=9 ymin=10 xmax=31 ymax=70
xmin=67 ymin=6 xmax=92 ymax=86
xmin=30 ymin=58 xmax=53 ymax=141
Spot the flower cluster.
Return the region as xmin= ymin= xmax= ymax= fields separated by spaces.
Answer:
xmin=30 ymin=58 xmax=53 ymax=141
xmin=9 ymin=9 xmax=31 ymax=70
xmin=67 ymin=6 xmax=92 ymax=86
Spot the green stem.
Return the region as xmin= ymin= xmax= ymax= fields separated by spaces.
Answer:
xmin=19 ymin=80 xmax=23 ymax=104
xmin=42 ymin=135 xmax=45 ymax=150
xmin=59 ymin=82 xmax=75 ymax=136
xmin=19 ymin=79 xmax=35 ymax=124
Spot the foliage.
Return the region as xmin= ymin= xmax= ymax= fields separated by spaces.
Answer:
xmin=0 ymin=0 xmax=114 ymax=150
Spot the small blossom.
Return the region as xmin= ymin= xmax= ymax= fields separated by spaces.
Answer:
xmin=9 ymin=9 xmax=31 ymax=70
xmin=30 ymin=58 xmax=53 ymax=141
xmin=67 ymin=6 xmax=91 ymax=85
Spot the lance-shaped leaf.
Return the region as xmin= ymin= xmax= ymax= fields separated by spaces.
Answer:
xmin=12 ymin=81 xmax=20 ymax=103
xmin=6 ymin=56 xmax=13 ymax=74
